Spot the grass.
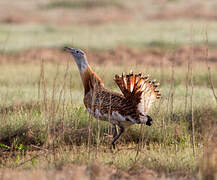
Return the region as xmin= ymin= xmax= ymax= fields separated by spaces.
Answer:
xmin=0 ymin=63 xmax=216 ymax=105
xmin=0 ymin=15 xmax=217 ymax=179
xmin=0 ymin=61 xmax=216 ymax=178
xmin=1 ymin=20 xmax=217 ymax=52
xmin=43 ymin=0 xmax=123 ymax=9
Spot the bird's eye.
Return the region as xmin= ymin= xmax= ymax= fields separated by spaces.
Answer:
xmin=76 ymin=50 xmax=79 ymax=53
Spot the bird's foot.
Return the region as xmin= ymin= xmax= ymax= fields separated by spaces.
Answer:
xmin=110 ymin=142 xmax=121 ymax=153
xmin=109 ymin=143 xmax=115 ymax=152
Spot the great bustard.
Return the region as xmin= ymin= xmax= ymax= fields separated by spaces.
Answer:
xmin=64 ymin=47 xmax=161 ymax=149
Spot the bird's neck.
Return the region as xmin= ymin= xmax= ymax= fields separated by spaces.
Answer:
xmin=79 ymin=65 xmax=104 ymax=95
xmin=73 ymin=55 xmax=104 ymax=94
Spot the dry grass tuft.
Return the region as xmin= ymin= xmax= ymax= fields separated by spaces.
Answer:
xmin=199 ymin=141 xmax=217 ymax=180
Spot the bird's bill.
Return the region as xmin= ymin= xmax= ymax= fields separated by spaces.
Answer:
xmin=64 ymin=47 xmax=76 ymax=53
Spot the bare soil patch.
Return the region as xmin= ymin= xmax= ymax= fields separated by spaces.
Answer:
xmin=0 ymin=1 xmax=131 ymax=25
xmin=148 ymin=1 xmax=217 ymax=20
xmin=0 ymin=7 xmax=132 ymax=25
xmin=1 ymin=46 xmax=217 ymax=67
xmin=0 ymin=161 xmax=192 ymax=180
xmin=0 ymin=0 xmax=217 ymax=25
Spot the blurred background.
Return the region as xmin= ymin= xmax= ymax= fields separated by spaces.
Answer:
xmin=1 ymin=0 xmax=217 ymax=61
xmin=0 ymin=0 xmax=217 ymax=179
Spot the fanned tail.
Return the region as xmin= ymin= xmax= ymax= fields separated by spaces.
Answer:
xmin=114 ymin=71 xmax=161 ymax=112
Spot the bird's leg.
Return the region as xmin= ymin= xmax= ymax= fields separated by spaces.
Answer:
xmin=111 ymin=125 xmax=125 ymax=149
xmin=112 ymin=124 xmax=117 ymax=138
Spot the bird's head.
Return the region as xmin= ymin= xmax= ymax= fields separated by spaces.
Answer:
xmin=64 ymin=47 xmax=85 ymax=59
xmin=64 ymin=47 xmax=88 ymax=72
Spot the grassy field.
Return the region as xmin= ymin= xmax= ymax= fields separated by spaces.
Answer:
xmin=0 ymin=60 xmax=216 ymax=179
xmin=0 ymin=0 xmax=217 ymax=179
xmin=1 ymin=20 xmax=217 ymax=52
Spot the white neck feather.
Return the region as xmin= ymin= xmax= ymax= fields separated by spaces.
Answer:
xmin=74 ymin=55 xmax=89 ymax=73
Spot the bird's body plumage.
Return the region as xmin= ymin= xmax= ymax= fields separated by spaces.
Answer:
xmin=84 ymin=87 xmax=140 ymax=127
xmin=64 ymin=47 xmax=161 ymax=148
xmin=82 ymin=66 xmax=160 ymax=127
